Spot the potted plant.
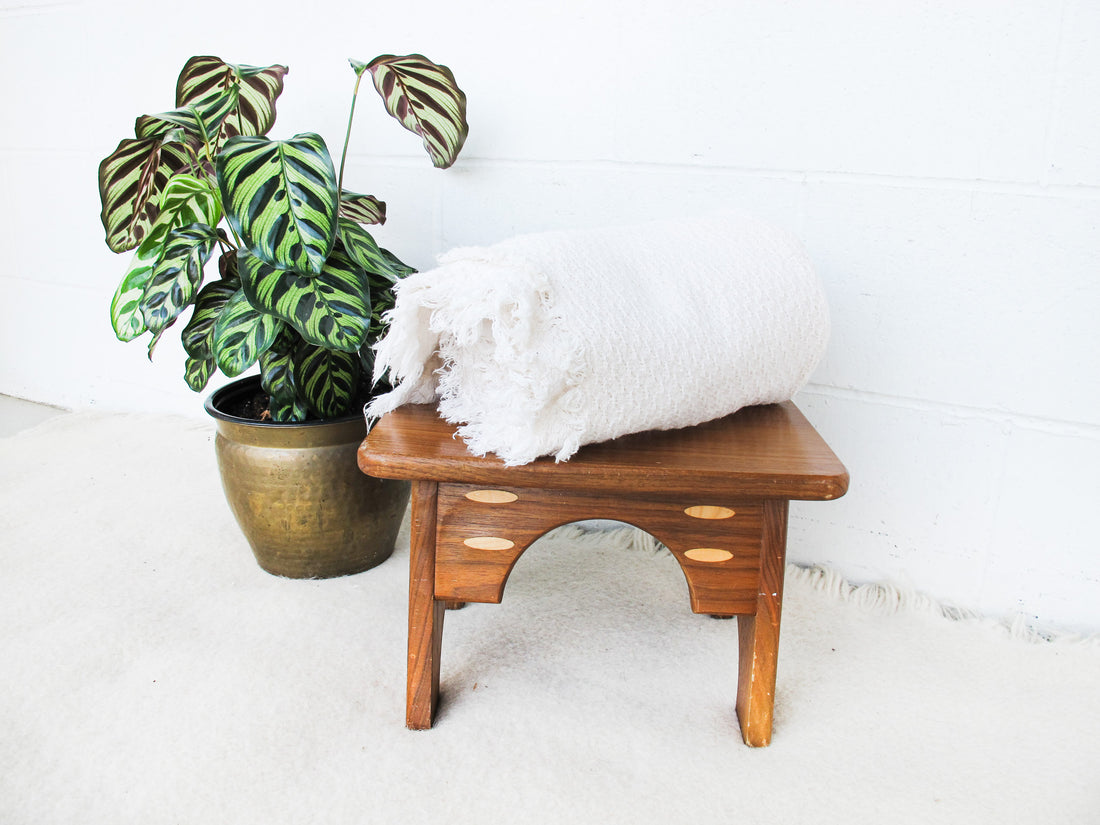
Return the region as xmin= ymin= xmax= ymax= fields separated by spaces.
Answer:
xmin=97 ymin=54 xmax=468 ymax=577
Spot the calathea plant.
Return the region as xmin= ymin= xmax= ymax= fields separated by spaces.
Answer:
xmin=98 ymin=54 xmax=468 ymax=420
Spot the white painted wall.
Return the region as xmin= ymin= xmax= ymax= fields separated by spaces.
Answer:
xmin=2 ymin=0 xmax=1097 ymax=632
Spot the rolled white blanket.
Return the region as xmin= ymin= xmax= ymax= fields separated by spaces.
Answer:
xmin=366 ymin=213 xmax=829 ymax=465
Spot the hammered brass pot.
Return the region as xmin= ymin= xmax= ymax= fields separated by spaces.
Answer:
xmin=205 ymin=376 xmax=410 ymax=579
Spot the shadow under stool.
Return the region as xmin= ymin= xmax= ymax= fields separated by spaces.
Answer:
xmin=358 ymin=401 xmax=848 ymax=746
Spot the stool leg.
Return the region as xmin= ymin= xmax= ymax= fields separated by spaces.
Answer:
xmin=408 ymin=481 xmax=444 ymax=729
xmin=735 ymin=499 xmax=788 ymax=747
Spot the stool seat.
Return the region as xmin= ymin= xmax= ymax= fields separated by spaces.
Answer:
xmin=358 ymin=401 xmax=848 ymax=746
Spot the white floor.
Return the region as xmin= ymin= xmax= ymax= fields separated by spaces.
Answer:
xmin=0 ymin=394 xmax=66 ymax=437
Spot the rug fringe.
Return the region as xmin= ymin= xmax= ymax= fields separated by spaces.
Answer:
xmin=787 ymin=564 xmax=1100 ymax=646
xmin=555 ymin=524 xmax=1100 ymax=646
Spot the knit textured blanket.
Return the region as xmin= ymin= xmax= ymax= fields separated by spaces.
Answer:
xmin=366 ymin=213 xmax=830 ymax=465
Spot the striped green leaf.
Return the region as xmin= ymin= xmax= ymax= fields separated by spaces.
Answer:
xmin=110 ymin=254 xmax=158 ymax=341
xmin=362 ymin=54 xmax=468 ymax=169
xmin=259 ymin=347 xmax=297 ymax=404
xmin=146 ymin=329 xmax=165 ymax=360
xmin=294 ymin=344 xmax=361 ymax=419
xmin=110 ymin=173 xmax=221 ymax=340
xmin=184 ymin=355 xmax=216 ymax=392
xmin=374 ymin=245 xmax=415 ymax=343
xmin=159 ymin=173 xmax=222 ymax=228
xmin=98 ymin=138 xmax=191 ymax=252
xmin=175 ymin=56 xmax=288 ymax=143
xmin=339 ymin=191 xmax=386 ymax=225
xmin=270 ymin=396 xmax=310 ymax=423
xmin=265 ymin=323 xmax=302 ymax=356
xmin=237 ymin=246 xmax=370 ymax=352
xmin=140 ymin=224 xmax=220 ymax=334
xmin=340 ymin=228 xmax=415 ymax=343
xmin=217 ymin=133 xmax=339 ymax=275
xmin=135 ymin=85 xmax=240 ymax=148
xmin=211 ymin=289 xmax=283 ymax=377
xmin=338 ymin=218 xmax=406 ymax=282
xmin=378 ymin=247 xmax=415 ymax=279
xmin=181 ymin=278 xmax=238 ymax=358
xmin=260 ymin=327 xmax=311 ymax=421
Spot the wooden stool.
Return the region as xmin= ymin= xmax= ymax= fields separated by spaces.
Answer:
xmin=358 ymin=402 xmax=848 ymax=746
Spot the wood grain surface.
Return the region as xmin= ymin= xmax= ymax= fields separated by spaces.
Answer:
xmin=406 ymin=481 xmax=444 ymax=729
xmin=360 ymin=402 xmax=848 ymax=500
xmin=362 ymin=402 xmax=848 ymax=745
xmin=434 ymin=483 xmax=763 ymax=614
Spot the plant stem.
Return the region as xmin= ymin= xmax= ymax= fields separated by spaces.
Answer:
xmin=337 ymin=72 xmax=364 ymax=196
xmin=201 ymin=130 xmax=218 ymax=176
xmin=222 ymin=219 xmax=243 ymax=249
xmin=216 ymin=232 xmax=236 ymax=257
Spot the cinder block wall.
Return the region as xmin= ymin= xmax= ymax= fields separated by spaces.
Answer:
xmin=2 ymin=0 xmax=1097 ymax=632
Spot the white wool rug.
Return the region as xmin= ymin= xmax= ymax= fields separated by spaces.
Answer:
xmin=2 ymin=412 xmax=1098 ymax=825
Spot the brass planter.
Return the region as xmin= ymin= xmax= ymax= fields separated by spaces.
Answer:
xmin=205 ymin=376 xmax=410 ymax=578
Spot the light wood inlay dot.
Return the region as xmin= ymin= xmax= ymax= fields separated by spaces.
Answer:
xmin=465 ymin=490 xmax=519 ymax=504
xmin=463 ymin=536 xmax=516 ymax=551
xmin=684 ymin=548 xmax=734 ymax=563
xmin=684 ymin=505 xmax=736 ymax=520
